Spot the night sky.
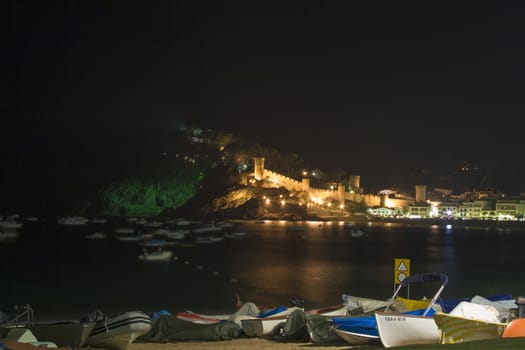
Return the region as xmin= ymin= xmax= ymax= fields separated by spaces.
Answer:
xmin=4 ymin=1 xmax=525 ymax=209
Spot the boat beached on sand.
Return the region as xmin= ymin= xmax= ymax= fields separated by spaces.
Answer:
xmin=332 ymin=294 xmax=428 ymax=346
xmin=240 ymin=306 xmax=304 ymax=337
xmin=0 ymin=304 xmax=95 ymax=348
xmin=240 ymin=295 xmax=371 ymax=337
xmin=177 ymin=301 xmax=263 ymax=327
xmin=29 ymin=321 xmax=96 ymax=347
xmin=374 ymin=272 xmax=448 ymax=348
xmin=434 ymin=301 xmax=508 ymax=344
xmin=333 ymin=315 xmax=381 ymax=346
xmin=85 ymin=310 xmax=151 ymax=350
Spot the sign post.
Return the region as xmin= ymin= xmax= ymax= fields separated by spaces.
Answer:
xmin=394 ymin=258 xmax=411 ymax=296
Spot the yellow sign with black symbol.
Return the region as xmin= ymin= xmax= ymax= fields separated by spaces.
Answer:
xmin=394 ymin=258 xmax=410 ymax=284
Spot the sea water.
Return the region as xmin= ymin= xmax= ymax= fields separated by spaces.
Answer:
xmin=1 ymin=219 xmax=524 ymax=321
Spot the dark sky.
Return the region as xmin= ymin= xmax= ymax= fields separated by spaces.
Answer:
xmin=4 ymin=1 xmax=525 ymax=204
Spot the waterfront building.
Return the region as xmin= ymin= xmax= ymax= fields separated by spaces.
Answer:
xmin=367 ymin=206 xmax=403 ymax=217
xmin=406 ymin=202 xmax=431 ymax=218
xmin=457 ymin=200 xmax=487 ymax=219
xmin=495 ymin=199 xmax=525 ymax=220
xmin=437 ymin=202 xmax=458 ymax=218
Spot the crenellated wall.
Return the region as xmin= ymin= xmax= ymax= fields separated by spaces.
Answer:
xmin=309 ymin=188 xmax=339 ymax=202
xmin=345 ymin=192 xmax=382 ymax=207
xmin=251 ymin=157 xmax=386 ymax=208
xmin=258 ymin=168 xmax=384 ymax=207
xmin=262 ymin=169 xmax=303 ymax=191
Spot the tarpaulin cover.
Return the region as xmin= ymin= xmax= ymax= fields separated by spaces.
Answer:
xmin=137 ymin=315 xmax=240 ymax=342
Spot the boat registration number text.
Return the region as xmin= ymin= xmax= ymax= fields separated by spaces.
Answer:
xmin=384 ymin=316 xmax=406 ymax=321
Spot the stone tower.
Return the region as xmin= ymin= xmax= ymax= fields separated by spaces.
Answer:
xmin=302 ymin=177 xmax=310 ymax=192
xmin=380 ymin=193 xmax=387 ymax=207
xmin=415 ymin=185 xmax=427 ymax=202
xmin=349 ymin=175 xmax=360 ymax=190
xmin=253 ymin=157 xmax=265 ymax=181
xmin=337 ymin=183 xmax=345 ymax=203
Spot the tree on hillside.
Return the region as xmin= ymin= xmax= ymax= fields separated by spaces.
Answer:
xmin=268 ymin=152 xmax=304 ymax=179
xmin=224 ymin=141 xmax=305 ymax=179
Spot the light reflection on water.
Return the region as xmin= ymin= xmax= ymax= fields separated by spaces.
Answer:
xmin=228 ymin=220 xmax=524 ymax=309
xmin=0 ymin=219 xmax=524 ymax=320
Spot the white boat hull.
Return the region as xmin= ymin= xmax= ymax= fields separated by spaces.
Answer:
xmin=335 ymin=328 xmax=379 ymax=345
xmin=375 ymin=311 xmax=439 ymax=348
xmin=86 ymin=311 xmax=151 ymax=350
xmin=306 ymin=304 xmax=349 ymax=317
xmin=138 ymin=251 xmax=173 ymax=261
xmin=240 ymin=307 xmax=302 ymax=337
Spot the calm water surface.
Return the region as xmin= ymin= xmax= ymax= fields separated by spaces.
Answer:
xmin=1 ymin=219 xmax=524 ymax=320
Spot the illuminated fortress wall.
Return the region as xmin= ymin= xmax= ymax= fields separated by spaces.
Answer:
xmin=302 ymin=187 xmax=384 ymax=207
xmin=258 ymin=170 xmax=384 ymax=207
xmin=262 ymin=169 xmax=303 ymax=191
xmin=252 ymin=157 xmax=393 ymax=208
xmin=309 ymin=188 xmax=340 ymax=202
xmin=345 ymin=192 xmax=382 ymax=207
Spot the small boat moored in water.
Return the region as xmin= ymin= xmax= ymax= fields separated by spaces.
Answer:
xmin=349 ymin=229 xmax=367 ymax=238
xmin=85 ymin=232 xmax=107 ymax=240
xmin=57 ymin=216 xmax=89 ymax=226
xmin=138 ymin=249 xmax=173 ymax=261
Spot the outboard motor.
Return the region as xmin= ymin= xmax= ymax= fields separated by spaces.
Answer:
xmin=0 ymin=311 xmax=8 ymax=325
xmin=291 ymin=297 xmax=305 ymax=308
xmin=517 ymin=296 xmax=525 ymax=318
xmin=80 ymin=309 xmax=105 ymax=323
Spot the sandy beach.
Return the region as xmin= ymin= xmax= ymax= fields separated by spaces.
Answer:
xmin=128 ymin=337 xmax=525 ymax=350
xmin=2 ymin=335 xmax=525 ymax=350
xmin=132 ymin=338 xmax=347 ymax=350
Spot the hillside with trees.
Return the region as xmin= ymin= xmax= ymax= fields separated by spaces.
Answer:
xmin=78 ymin=127 xmax=308 ymax=218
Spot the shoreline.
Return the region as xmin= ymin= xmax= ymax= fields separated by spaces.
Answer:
xmin=232 ymin=217 xmax=525 ymax=230
xmin=128 ymin=337 xmax=525 ymax=350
